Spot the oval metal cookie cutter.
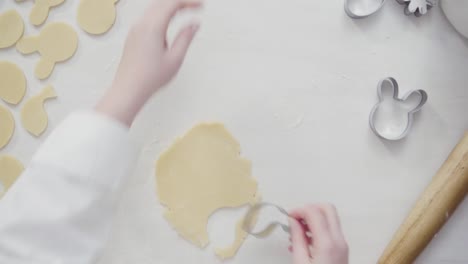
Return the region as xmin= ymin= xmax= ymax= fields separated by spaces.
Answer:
xmin=242 ymin=202 xmax=291 ymax=238
xmin=369 ymin=77 xmax=428 ymax=141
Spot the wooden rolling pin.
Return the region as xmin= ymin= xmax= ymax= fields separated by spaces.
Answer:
xmin=378 ymin=132 xmax=468 ymax=264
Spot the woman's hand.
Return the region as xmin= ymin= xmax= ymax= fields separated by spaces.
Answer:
xmin=289 ymin=204 xmax=349 ymax=264
xmin=96 ymin=0 xmax=202 ymax=126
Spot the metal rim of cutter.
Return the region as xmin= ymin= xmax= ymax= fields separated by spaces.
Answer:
xmin=242 ymin=202 xmax=291 ymax=238
xmin=369 ymin=77 xmax=428 ymax=141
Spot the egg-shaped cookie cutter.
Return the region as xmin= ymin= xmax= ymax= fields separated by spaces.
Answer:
xmin=242 ymin=202 xmax=290 ymax=238
xmin=369 ymin=77 xmax=428 ymax=141
xmin=344 ymin=0 xmax=386 ymax=18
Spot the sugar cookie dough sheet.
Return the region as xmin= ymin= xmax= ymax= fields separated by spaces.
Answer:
xmin=156 ymin=123 xmax=259 ymax=258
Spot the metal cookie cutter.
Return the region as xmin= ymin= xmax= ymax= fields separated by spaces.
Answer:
xmin=396 ymin=0 xmax=435 ymax=17
xmin=344 ymin=0 xmax=386 ymax=18
xmin=369 ymin=77 xmax=428 ymax=141
xmin=242 ymin=202 xmax=290 ymax=238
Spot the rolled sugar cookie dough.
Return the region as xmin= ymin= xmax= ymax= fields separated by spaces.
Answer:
xmin=16 ymin=22 xmax=78 ymax=80
xmin=0 ymin=155 xmax=24 ymax=198
xmin=78 ymin=0 xmax=119 ymax=35
xmin=0 ymin=61 xmax=27 ymax=105
xmin=16 ymin=0 xmax=65 ymax=26
xmin=156 ymin=123 xmax=259 ymax=259
xmin=21 ymin=85 xmax=57 ymax=137
xmin=0 ymin=105 xmax=15 ymax=149
xmin=0 ymin=10 xmax=24 ymax=49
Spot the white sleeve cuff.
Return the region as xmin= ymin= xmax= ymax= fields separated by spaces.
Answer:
xmin=32 ymin=110 xmax=138 ymax=190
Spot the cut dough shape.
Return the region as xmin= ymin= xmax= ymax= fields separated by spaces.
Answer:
xmin=0 ymin=61 xmax=27 ymax=105
xmin=77 ymin=0 xmax=119 ymax=35
xmin=16 ymin=22 xmax=78 ymax=80
xmin=21 ymin=85 xmax=57 ymax=137
xmin=16 ymin=0 xmax=65 ymax=26
xmin=156 ymin=123 xmax=259 ymax=258
xmin=0 ymin=10 xmax=24 ymax=49
xmin=0 ymin=105 xmax=15 ymax=149
xmin=0 ymin=156 xmax=24 ymax=198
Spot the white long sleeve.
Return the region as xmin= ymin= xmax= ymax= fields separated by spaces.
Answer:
xmin=0 ymin=111 xmax=139 ymax=264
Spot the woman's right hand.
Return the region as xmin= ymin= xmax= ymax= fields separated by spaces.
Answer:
xmin=289 ymin=204 xmax=349 ymax=264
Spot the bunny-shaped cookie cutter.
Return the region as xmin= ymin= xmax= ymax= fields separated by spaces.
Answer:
xmin=242 ymin=202 xmax=291 ymax=238
xmin=369 ymin=77 xmax=428 ymax=141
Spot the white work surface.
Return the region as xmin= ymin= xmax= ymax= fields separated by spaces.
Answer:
xmin=1 ymin=0 xmax=468 ymax=263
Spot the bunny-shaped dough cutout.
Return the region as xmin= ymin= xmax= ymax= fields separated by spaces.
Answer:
xmin=16 ymin=22 xmax=78 ymax=80
xmin=16 ymin=0 xmax=65 ymax=26
xmin=0 ymin=105 xmax=15 ymax=149
xmin=369 ymin=77 xmax=428 ymax=141
xmin=21 ymin=85 xmax=57 ymax=137
xmin=0 ymin=155 xmax=24 ymax=198
xmin=0 ymin=61 xmax=27 ymax=105
xmin=0 ymin=10 xmax=24 ymax=49
xmin=78 ymin=0 xmax=119 ymax=35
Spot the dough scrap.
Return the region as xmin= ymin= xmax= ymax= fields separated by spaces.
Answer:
xmin=16 ymin=0 xmax=65 ymax=26
xmin=0 ymin=10 xmax=24 ymax=49
xmin=0 ymin=156 xmax=24 ymax=198
xmin=0 ymin=105 xmax=15 ymax=149
xmin=156 ymin=123 xmax=259 ymax=258
xmin=0 ymin=61 xmax=27 ymax=105
xmin=77 ymin=0 xmax=119 ymax=35
xmin=21 ymin=85 xmax=57 ymax=137
xmin=16 ymin=22 xmax=78 ymax=80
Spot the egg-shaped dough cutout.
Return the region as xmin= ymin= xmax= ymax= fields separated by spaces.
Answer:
xmin=0 ymin=105 xmax=15 ymax=149
xmin=0 ymin=61 xmax=27 ymax=105
xmin=0 ymin=10 xmax=24 ymax=49
xmin=0 ymin=155 xmax=24 ymax=198
xmin=78 ymin=0 xmax=119 ymax=35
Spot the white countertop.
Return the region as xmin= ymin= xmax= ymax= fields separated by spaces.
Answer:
xmin=1 ymin=0 xmax=467 ymax=263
